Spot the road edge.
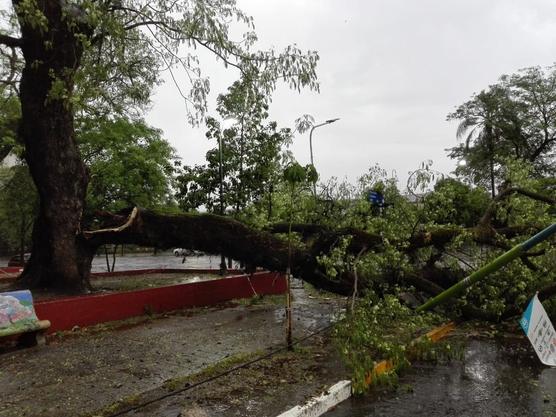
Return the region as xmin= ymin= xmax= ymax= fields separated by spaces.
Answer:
xmin=275 ymin=321 xmax=456 ymax=417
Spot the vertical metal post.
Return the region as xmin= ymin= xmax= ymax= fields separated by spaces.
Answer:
xmin=286 ymin=266 xmax=293 ymax=350
xmin=309 ymin=126 xmax=316 ymax=197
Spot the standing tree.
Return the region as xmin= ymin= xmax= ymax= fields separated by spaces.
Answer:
xmin=447 ymin=87 xmax=509 ymax=197
xmin=506 ymin=66 xmax=556 ymax=173
xmin=177 ymin=77 xmax=291 ymax=218
xmin=0 ymin=0 xmax=319 ymax=292
xmin=78 ymin=116 xmax=177 ymax=213
xmin=0 ymin=163 xmax=37 ymax=260
xmin=448 ymin=65 xmax=556 ymax=194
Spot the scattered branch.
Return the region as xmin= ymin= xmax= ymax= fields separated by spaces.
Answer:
xmin=479 ymin=186 xmax=555 ymax=228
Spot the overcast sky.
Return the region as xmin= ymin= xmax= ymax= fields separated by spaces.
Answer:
xmin=145 ymin=0 xmax=556 ymax=188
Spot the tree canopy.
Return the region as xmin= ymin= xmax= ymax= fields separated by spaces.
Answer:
xmin=78 ymin=116 xmax=177 ymax=213
xmin=448 ymin=65 xmax=556 ymax=194
xmin=0 ymin=0 xmax=322 ymax=291
xmin=177 ymin=77 xmax=291 ymax=216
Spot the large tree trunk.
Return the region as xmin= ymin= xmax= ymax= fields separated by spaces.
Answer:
xmin=84 ymin=208 xmax=552 ymax=296
xmin=15 ymin=0 xmax=92 ymax=292
xmin=85 ymin=208 xmax=357 ymax=294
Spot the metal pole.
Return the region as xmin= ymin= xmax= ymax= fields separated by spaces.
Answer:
xmin=416 ymin=223 xmax=556 ymax=313
xmin=309 ymin=125 xmax=317 ymax=197
xmin=308 ymin=118 xmax=339 ymax=197
xmin=286 ymin=266 xmax=293 ymax=350
xmin=218 ymin=134 xmax=224 ymax=216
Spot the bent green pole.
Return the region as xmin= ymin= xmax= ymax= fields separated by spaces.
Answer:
xmin=416 ymin=223 xmax=556 ymax=313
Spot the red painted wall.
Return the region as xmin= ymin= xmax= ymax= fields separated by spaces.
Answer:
xmin=0 ymin=267 xmax=23 ymax=275
xmin=34 ymin=272 xmax=286 ymax=333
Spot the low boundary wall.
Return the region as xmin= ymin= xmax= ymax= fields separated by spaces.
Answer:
xmin=91 ymin=268 xmax=242 ymax=277
xmin=34 ymin=271 xmax=286 ymax=334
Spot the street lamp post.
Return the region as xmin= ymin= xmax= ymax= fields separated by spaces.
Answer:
xmin=308 ymin=118 xmax=340 ymax=196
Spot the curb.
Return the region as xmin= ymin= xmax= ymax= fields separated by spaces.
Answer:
xmin=275 ymin=321 xmax=456 ymax=417
xmin=0 ymin=268 xmax=244 ymax=283
xmin=276 ymin=380 xmax=352 ymax=417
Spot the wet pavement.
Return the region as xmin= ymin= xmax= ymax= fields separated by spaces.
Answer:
xmin=0 ymin=288 xmax=344 ymax=417
xmin=0 ymin=252 xmax=221 ymax=273
xmin=325 ymin=338 xmax=556 ymax=417
xmin=3 ymin=253 xmax=555 ymax=416
xmin=90 ymin=253 xmax=219 ymax=272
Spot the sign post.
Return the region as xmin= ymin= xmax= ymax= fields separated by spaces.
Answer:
xmin=520 ymin=294 xmax=556 ymax=367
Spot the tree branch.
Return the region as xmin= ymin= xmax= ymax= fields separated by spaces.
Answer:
xmin=479 ymin=186 xmax=555 ymax=228
xmin=83 ymin=208 xmax=355 ymax=294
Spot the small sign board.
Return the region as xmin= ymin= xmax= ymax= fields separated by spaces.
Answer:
xmin=520 ymin=294 xmax=556 ymax=367
xmin=367 ymin=190 xmax=384 ymax=207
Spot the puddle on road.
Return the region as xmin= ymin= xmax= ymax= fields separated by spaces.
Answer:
xmin=272 ymin=288 xmax=344 ymax=331
xmin=325 ymin=339 xmax=556 ymax=417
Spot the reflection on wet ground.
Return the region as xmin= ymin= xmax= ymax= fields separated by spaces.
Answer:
xmin=90 ymin=253 xmax=218 ymax=272
xmin=325 ymin=339 xmax=556 ymax=417
xmin=0 ymin=253 xmax=219 ymax=275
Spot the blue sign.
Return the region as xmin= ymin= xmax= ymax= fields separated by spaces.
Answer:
xmin=368 ymin=190 xmax=384 ymax=207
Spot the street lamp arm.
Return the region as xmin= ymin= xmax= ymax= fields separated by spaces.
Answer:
xmin=309 ymin=126 xmax=318 ymax=166
xmin=311 ymin=118 xmax=339 ymax=132
xmin=309 ymin=118 xmax=340 ymax=166
xmin=308 ymin=117 xmax=340 ymax=197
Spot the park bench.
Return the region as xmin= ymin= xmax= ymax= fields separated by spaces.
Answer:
xmin=0 ymin=290 xmax=50 ymax=347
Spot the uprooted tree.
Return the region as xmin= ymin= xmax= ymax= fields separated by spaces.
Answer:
xmin=80 ymin=172 xmax=553 ymax=321
xmin=0 ymin=1 xmax=554 ymax=324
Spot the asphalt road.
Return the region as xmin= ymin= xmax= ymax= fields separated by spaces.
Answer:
xmin=90 ymin=252 xmax=220 ymax=272
xmin=0 ymin=252 xmax=225 ymax=272
xmin=325 ymin=338 xmax=556 ymax=417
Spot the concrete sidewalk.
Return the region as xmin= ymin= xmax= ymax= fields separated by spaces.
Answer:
xmin=0 ymin=289 xmax=343 ymax=417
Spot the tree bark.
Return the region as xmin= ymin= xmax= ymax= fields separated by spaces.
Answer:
xmin=84 ymin=208 xmax=356 ymax=294
xmin=15 ymin=0 xmax=93 ymax=292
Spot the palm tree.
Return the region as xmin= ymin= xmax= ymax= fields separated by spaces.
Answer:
xmin=448 ymin=88 xmax=509 ymax=198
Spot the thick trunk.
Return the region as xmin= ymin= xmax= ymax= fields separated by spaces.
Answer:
xmin=15 ymin=0 xmax=92 ymax=292
xmin=86 ymin=209 xmax=543 ymax=297
xmin=77 ymin=207 xmax=556 ymax=318
xmin=86 ymin=208 xmax=356 ymax=294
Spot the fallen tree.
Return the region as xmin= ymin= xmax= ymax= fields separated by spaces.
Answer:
xmin=13 ymin=178 xmax=555 ymax=323
xmin=4 ymin=1 xmax=554 ymax=326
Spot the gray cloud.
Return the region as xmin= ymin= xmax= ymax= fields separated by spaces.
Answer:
xmin=146 ymin=0 xmax=556 ymax=187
